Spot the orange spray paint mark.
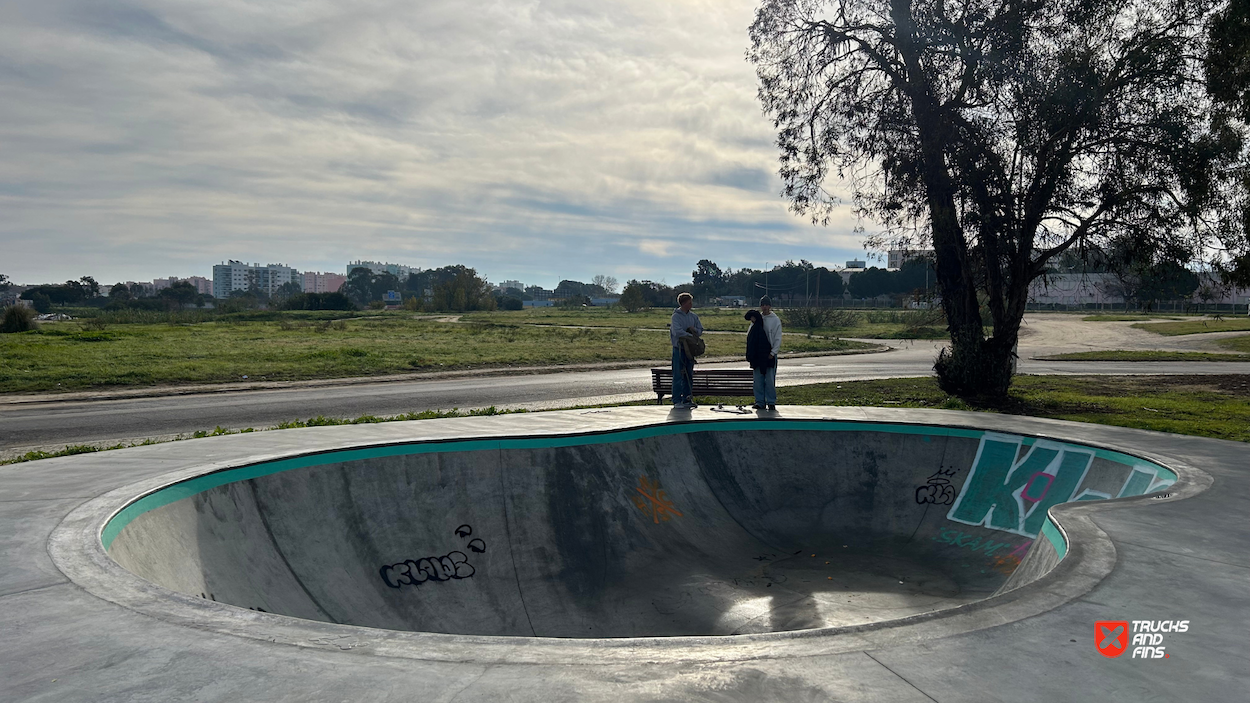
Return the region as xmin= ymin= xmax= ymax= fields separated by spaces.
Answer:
xmin=632 ymin=476 xmax=683 ymax=524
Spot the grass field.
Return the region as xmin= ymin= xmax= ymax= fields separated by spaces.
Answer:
xmin=0 ymin=317 xmax=875 ymax=394
xmin=459 ymin=307 xmax=950 ymax=338
xmin=685 ymin=375 xmax=1250 ymax=443
xmin=1218 ymin=335 xmax=1250 ymax=353
xmin=1133 ymin=318 xmax=1250 ymax=335
xmin=1081 ymin=314 xmax=1184 ymax=322
xmin=1035 ymin=350 xmax=1250 ymax=361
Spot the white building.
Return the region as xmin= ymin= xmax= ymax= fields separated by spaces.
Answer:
xmin=212 ymin=261 xmax=300 ymax=299
xmin=496 ymin=279 xmax=525 ymax=292
xmin=346 ymin=260 xmax=418 ymax=280
xmin=151 ymin=276 xmax=213 ymax=295
xmin=1026 ymin=271 xmax=1250 ymax=308
xmin=1027 ymin=273 xmax=1120 ymax=306
xmin=837 ymin=261 xmax=867 ymax=285
xmin=888 ymin=249 xmax=934 ymax=270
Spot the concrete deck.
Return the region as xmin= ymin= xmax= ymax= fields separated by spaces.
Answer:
xmin=2 ymin=407 xmax=1246 ymax=701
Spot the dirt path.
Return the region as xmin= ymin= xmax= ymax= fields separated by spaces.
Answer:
xmin=1017 ymin=313 xmax=1246 ymax=358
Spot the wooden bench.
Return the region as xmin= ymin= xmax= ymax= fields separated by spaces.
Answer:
xmin=650 ymin=367 xmax=755 ymax=404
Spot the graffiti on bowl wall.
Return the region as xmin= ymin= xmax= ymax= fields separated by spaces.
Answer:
xmin=947 ymin=433 xmax=1174 ymax=538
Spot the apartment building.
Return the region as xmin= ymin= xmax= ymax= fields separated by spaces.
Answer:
xmin=152 ymin=276 xmax=213 ymax=295
xmin=212 ymin=261 xmax=300 ymax=299
xmin=303 ymin=271 xmax=347 ymax=294
xmin=346 ymin=260 xmax=418 ymax=280
xmin=887 ymin=249 xmax=935 ymax=270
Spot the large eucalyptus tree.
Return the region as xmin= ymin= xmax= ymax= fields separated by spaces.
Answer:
xmin=750 ymin=0 xmax=1248 ymax=397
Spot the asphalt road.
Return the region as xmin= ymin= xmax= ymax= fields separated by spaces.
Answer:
xmin=5 ymin=337 xmax=1250 ymax=456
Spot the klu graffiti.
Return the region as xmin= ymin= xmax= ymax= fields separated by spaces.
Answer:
xmin=946 ymin=433 xmax=1173 ymax=538
xmin=380 ymin=525 xmax=486 ymax=589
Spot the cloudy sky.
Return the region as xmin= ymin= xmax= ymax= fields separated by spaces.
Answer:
xmin=2 ymin=0 xmax=873 ymax=288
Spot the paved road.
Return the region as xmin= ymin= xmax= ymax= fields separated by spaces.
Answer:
xmin=4 ymin=334 xmax=1250 ymax=456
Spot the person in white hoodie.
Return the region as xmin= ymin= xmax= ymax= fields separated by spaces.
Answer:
xmin=757 ymin=296 xmax=782 ymax=410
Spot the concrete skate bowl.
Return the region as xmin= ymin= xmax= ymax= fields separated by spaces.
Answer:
xmin=100 ymin=420 xmax=1176 ymax=640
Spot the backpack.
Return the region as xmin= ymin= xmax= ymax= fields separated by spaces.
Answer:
xmin=681 ymin=329 xmax=706 ymax=358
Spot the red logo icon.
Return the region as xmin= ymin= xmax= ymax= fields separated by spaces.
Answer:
xmin=1096 ymin=621 xmax=1129 ymax=658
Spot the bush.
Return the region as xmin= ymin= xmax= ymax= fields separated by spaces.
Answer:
xmin=283 ymin=292 xmax=355 ymax=311
xmin=496 ymin=295 xmax=523 ymax=311
xmin=0 ymin=305 xmax=38 ymax=333
xmin=781 ymin=307 xmax=857 ymax=330
xmin=29 ymin=292 xmax=52 ymax=314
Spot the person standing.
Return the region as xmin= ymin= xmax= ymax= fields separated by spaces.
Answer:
xmin=757 ymin=296 xmax=782 ymax=410
xmin=670 ymin=292 xmax=703 ymax=408
xmin=744 ymin=309 xmax=774 ymax=410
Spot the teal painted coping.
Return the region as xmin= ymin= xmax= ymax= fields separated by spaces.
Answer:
xmin=101 ymin=419 xmax=1174 ymax=551
xmin=1041 ymin=519 xmax=1067 ymax=559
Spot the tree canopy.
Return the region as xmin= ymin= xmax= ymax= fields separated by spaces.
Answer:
xmin=343 ymin=267 xmax=401 ymax=306
xmin=750 ymin=0 xmax=1248 ymax=397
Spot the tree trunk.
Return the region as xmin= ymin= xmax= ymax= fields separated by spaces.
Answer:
xmin=890 ymin=0 xmax=1019 ymax=400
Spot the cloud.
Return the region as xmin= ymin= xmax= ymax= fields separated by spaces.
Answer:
xmin=0 ymin=0 xmax=873 ymax=286
xmin=637 ymin=239 xmax=672 ymax=258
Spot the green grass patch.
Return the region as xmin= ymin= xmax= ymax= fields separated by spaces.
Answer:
xmin=460 ymin=307 xmax=945 ymax=339
xmin=0 ymin=407 xmax=523 ymax=465
xmin=690 ymin=375 xmax=1250 ymax=443
xmin=0 ymin=317 xmax=877 ymax=393
xmin=3 ymin=439 xmax=165 ymax=464
xmin=1133 ymin=318 xmax=1250 ymax=336
xmin=1216 ymin=335 xmax=1250 ymax=353
xmin=270 ymin=406 xmax=522 ymax=429
xmin=1036 ymin=350 xmax=1250 ymax=362
xmin=1082 ymin=314 xmax=1183 ymax=322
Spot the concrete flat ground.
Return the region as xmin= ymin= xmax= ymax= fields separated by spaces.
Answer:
xmin=2 ymin=407 xmax=1246 ymax=701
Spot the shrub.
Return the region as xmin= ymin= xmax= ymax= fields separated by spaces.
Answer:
xmin=283 ymin=292 xmax=356 ymax=311
xmin=781 ymin=307 xmax=857 ymax=330
xmin=0 ymin=304 xmax=38 ymax=333
xmin=496 ymin=295 xmax=523 ymax=311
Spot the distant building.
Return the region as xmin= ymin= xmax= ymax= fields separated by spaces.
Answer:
xmin=496 ymin=279 xmax=525 ymax=293
xmin=123 ymin=281 xmax=157 ymax=296
xmin=1025 ymin=272 xmax=1250 ymax=308
xmin=303 ymin=271 xmax=346 ymax=294
xmin=346 ymin=260 xmax=418 ymax=280
xmin=212 ymin=261 xmax=300 ymax=299
xmin=837 ymin=261 xmax=868 ymax=285
xmin=887 ymin=249 xmax=934 ymax=270
xmin=1027 ymin=273 xmax=1119 ymax=306
xmin=149 ymin=276 xmax=212 ymax=295
xmin=184 ymin=276 xmax=213 ymax=295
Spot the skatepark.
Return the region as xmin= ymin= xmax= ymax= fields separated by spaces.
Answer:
xmin=4 ymin=406 xmax=1246 ymax=700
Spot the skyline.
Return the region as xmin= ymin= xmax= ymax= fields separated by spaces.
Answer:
xmin=1 ymin=1 xmax=876 ymax=289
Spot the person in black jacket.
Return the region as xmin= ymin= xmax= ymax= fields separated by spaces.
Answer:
xmin=744 ymin=309 xmax=775 ymax=410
